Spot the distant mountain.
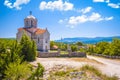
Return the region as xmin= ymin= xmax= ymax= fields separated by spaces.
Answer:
xmin=55 ymin=36 xmax=120 ymax=44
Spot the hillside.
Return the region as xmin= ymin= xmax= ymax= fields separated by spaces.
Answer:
xmin=55 ymin=36 xmax=120 ymax=44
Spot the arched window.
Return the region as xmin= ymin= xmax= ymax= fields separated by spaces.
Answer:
xmin=46 ymin=39 xmax=47 ymax=43
xmin=26 ymin=21 xmax=28 ymax=27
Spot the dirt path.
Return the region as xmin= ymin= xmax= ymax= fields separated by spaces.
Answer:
xmin=87 ymin=56 xmax=120 ymax=78
xmin=31 ymin=58 xmax=87 ymax=70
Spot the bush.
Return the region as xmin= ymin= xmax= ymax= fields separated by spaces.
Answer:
xmin=5 ymin=61 xmax=32 ymax=80
xmin=29 ymin=63 xmax=44 ymax=80
xmin=71 ymin=45 xmax=78 ymax=52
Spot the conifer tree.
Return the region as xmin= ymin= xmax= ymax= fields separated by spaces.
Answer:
xmin=20 ymin=33 xmax=36 ymax=61
xmin=31 ymin=40 xmax=37 ymax=61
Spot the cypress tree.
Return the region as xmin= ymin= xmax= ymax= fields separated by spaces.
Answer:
xmin=20 ymin=33 xmax=36 ymax=61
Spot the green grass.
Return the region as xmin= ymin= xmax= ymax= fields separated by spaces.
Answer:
xmin=54 ymin=71 xmax=69 ymax=76
xmin=60 ymin=51 xmax=68 ymax=54
xmin=49 ymin=50 xmax=58 ymax=52
xmin=49 ymin=50 xmax=69 ymax=54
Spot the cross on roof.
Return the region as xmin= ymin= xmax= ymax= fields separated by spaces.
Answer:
xmin=29 ymin=11 xmax=32 ymax=15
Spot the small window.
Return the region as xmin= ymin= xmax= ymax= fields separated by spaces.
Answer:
xmin=38 ymin=38 xmax=39 ymax=43
xmin=31 ymin=20 xmax=33 ymax=27
xmin=46 ymin=39 xmax=47 ymax=43
xmin=26 ymin=21 xmax=28 ymax=26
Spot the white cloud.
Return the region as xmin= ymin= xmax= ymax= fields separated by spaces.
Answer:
xmin=68 ymin=15 xmax=88 ymax=25
xmin=93 ymin=0 xmax=120 ymax=9
xmin=108 ymin=3 xmax=120 ymax=8
xmin=4 ymin=0 xmax=13 ymax=8
xmin=106 ymin=0 xmax=110 ymax=3
xmin=93 ymin=0 xmax=110 ymax=3
xmin=59 ymin=12 xmax=113 ymax=28
xmin=93 ymin=0 xmax=104 ymax=2
xmin=4 ymin=0 xmax=30 ymax=10
xmin=58 ymin=19 xmax=64 ymax=24
xmin=81 ymin=7 xmax=92 ymax=14
xmin=105 ymin=16 xmax=113 ymax=20
xmin=89 ymin=13 xmax=103 ymax=22
xmin=39 ymin=0 xmax=74 ymax=11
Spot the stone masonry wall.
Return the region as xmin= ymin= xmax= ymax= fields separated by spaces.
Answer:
xmin=38 ymin=51 xmax=86 ymax=58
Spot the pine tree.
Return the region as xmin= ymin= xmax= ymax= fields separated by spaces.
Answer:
xmin=4 ymin=61 xmax=32 ymax=80
xmin=31 ymin=40 xmax=37 ymax=61
xmin=20 ymin=33 xmax=36 ymax=61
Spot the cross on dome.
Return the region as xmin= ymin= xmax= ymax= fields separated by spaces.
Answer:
xmin=29 ymin=11 xmax=32 ymax=15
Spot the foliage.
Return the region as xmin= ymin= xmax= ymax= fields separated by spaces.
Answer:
xmin=0 ymin=40 xmax=22 ymax=78
xmin=95 ymin=42 xmax=109 ymax=54
xmin=79 ymin=48 xmax=86 ymax=52
xmin=5 ymin=61 xmax=32 ymax=80
xmin=54 ymin=71 xmax=69 ymax=76
xmin=71 ymin=45 xmax=78 ymax=52
xmin=20 ymin=34 xmax=36 ymax=61
xmin=88 ymin=38 xmax=120 ymax=56
xmin=29 ymin=63 xmax=44 ymax=80
xmin=76 ymin=42 xmax=83 ymax=46
xmin=0 ymin=38 xmax=44 ymax=80
xmin=50 ymin=41 xmax=55 ymax=49
xmin=110 ymin=38 xmax=120 ymax=56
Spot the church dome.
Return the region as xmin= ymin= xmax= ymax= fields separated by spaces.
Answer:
xmin=24 ymin=11 xmax=37 ymax=28
xmin=27 ymin=15 xmax=36 ymax=19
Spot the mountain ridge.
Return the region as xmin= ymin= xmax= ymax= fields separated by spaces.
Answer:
xmin=55 ymin=36 xmax=120 ymax=44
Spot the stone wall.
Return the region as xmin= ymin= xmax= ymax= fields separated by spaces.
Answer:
xmin=38 ymin=51 xmax=86 ymax=58
xmin=92 ymin=54 xmax=120 ymax=59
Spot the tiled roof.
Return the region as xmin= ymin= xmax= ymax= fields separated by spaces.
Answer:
xmin=18 ymin=27 xmax=46 ymax=34
xmin=18 ymin=28 xmax=24 ymax=31
xmin=35 ymin=28 xmax=46 ymax=34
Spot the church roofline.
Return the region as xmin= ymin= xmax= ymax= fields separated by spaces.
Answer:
xmin=18 ymin=27 xmax=46 ymax=35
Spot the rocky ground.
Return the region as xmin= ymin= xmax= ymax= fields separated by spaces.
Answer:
xmin=30 ymin=56 xmax=120 ymax=80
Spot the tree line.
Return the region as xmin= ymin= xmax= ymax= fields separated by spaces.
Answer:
xmin=50 ymin=38 xmax=120 ymax=56
xmin=87 ymin=38 xmax=120 ymax=56
xmin=50 ymin=41 xmax=84 ymax=52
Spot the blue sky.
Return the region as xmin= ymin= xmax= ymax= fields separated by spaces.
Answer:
xmin=0 ymin=0 xmax=120 ymax=40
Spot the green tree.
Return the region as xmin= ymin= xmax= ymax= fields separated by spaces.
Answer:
xmin=50 ymin=41 xmax=55 ymax=49
xmin=103 ymin=43 xmax=110 ymax=55
xmin=71 ymin=45 xmax=77 ymax=52
xmin=20 ymin=34 xmax=36 ymax=61
xmin=31 ymin=40 xmax=37 ymax=60
xmin=110 ymin=38 xmax=120 ymax=56
xmin=87 ymin=45 xmax=96 ymax=55
xmin=5 ymin=61 xmax=32 ymax=80
xmin=29 ymin=63 xmax=44 ymax=80
xmin=0 ymin=41 xmax=22 ymax=78
xmin=0 ymin=41 xmax=6 ymax=53
xmin=76 ymin=42 xmax=83 ymax=46
xmin=95 ymin=42 xmax=109 ymax=54
xmin=61 ymin=44 xmax=67 ymax=51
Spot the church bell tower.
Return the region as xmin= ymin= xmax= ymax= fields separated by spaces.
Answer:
xmin=24 ymin=11 xmax=37 ymax=28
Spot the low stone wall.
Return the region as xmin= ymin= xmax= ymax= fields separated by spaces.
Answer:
xmin=38 ymin=52 xmax=60 ymax=58
xmin=92 ymin=54 xmax=120 ymax=59
xmin=38 ymin=51 xmax=86 ymax=58
xmin=69 ymin=52 xmax=86 ymax=57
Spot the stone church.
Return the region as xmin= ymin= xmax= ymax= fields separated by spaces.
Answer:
xmin=16 ymin=12 xmax=50 ymax=52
